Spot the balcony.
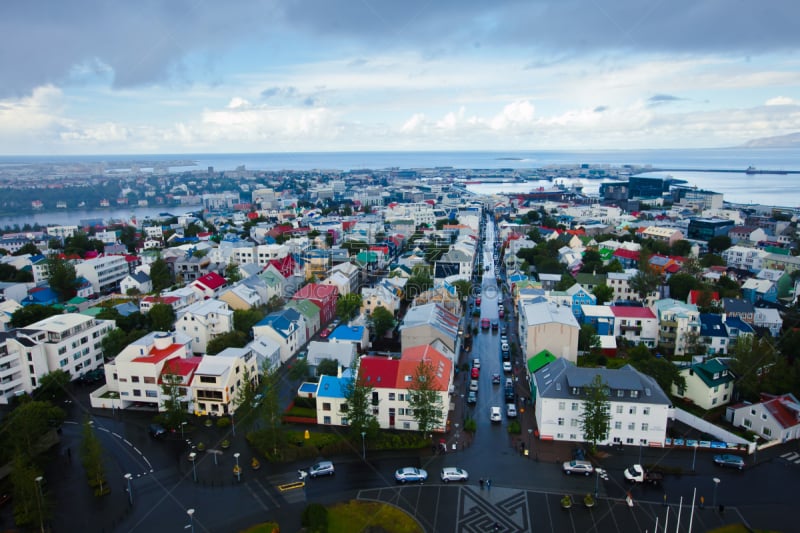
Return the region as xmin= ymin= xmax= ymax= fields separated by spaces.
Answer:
xmin=661 ymin=331 xmax=677 ymax=340
xmin=662 ymin=320 xmax=678 ymax=328
xmin=620 ymin=324 xmax=642 ymax=334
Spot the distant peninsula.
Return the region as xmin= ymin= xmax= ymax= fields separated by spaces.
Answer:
xmin=741 ymin=131 xmax=800 ymax=148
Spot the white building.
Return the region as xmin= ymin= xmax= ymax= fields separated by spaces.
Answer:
xmin=722 ymin=246 xmax=768 ymax=272
xmin=191 ymin=347 xmax=259 ymax=416
xmin=518 ymin=298 xmax=580 ymax=363
xmin=727 ymin=393 xmax=800 ymax=443
xmin=75 ymin=255 xmax=129 ymax=294
xmin=533 ymin=358 xmax=672 ymax=446
xmin=672 ymin=358 xmax=735 ymax=410
xmin=175 ymin=299 xmax=234 ymax=355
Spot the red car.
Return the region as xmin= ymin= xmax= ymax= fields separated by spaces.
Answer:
xmin=471 ymin=367 xmax=480 ymax=379
xmin=476 ymin=297 xmax=481 ymax=305
xmin=481 ymin=318 xmax=490 ymax=329
xmin=320 ymin=327 xmax=331 ymax=338
xmin=499 ymin=309 xmax=505 ymax=318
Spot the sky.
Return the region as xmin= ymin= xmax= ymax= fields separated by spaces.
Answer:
xmin=1 ymin=0 xmax=799 ymax=155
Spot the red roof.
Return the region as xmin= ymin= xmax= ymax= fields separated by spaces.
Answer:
xmin=160 ymin=356 xmax=203 ymax=381
xmin=292 ymin=283 xmax=338 ymax=302
xmin=359 ymin=357 xmax=399 ymax=389
xmin=369 ymin=245 xmax=389 ymax=255
xmin=397 ymin=345 xmax=452 ymax=391
xmin=125 ymin=255 xmax=139 ymax=263
xmin=195 ymin=272 xmax=226 ymax=290
xmin=688 ymin=290 xmax=719 ymax=305
xmin=760 ymin=394 xmax=800 ymax=429
xmin=342 ymin=221 xmax=357 ymax=231
xmin=143 ymin=295 xmax=180 ymax=304
xmin=269 ymin=256 xmax=296 ymax=278
xmin=613 ymin=249 xmax=640 ymax=260
xmin=609 ymin=306 xmax=656 ymax=319
xmin=132 ymin=343 xmax=183 ymax=364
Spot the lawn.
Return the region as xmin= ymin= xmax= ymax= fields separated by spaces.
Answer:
xmin=707 ymin=525 xmax=781 ymax=533
xmin=327 ymin=500 xmax=422 ymax=533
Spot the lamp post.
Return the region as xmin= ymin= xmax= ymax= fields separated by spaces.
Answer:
xmin=712 ymin=477 xmax=721 ymax=511
xmin=639 ymin=442 xmax=643 ymax=465
xmin=594 ymin=468 xmax=599 ymax=499
xmin=692 ymin=443 xmax=698 ymax=472
xmin=361 ymin=431 xmax=366 ymax=460
xmin=34 ymin=475 xmax=44 ymax=533
xmin=527 ymin=428 xmax=533 ymax=459
xmin=186 ymin=508 xmax=195 ymax=533
xmin=180 ymin=421 xmax=187 ymax=441
xmin=234 ymin=452 xmax=241 ymax=482
xmin=189 ymin=452 xmax=197 ymax=482
xmin=124 ymin=473 xmax=133 ymax=505
xmin=753 ymin=435 xmax=758 ymax=464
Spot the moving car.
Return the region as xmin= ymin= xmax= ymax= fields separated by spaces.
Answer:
xmin=499 ymin=309 xmax=505 ymax=318
xmin=504 ymin=386 xmax=515 ymax=402
xmin=481 ymin=318 xmax=490 ymax=330
xmin=471 ymin=367 xmax=480 ymax=379
xmin=307 ymin=460 xmax=335 ymax=478
xmin=148 ymin=423 xmax=167 ymax=438
xmin=500 ymin=334 xmax=508 ymax=344
xmin=490 ymin=406 xmax=502 ymax=422
xmin=713 ymin=454 xmax=745 ymax=470
xmin=624 ymin=464 xmax=663 ymax=484
xmin=251 ymin=393 xmax=264 ymax=407
xmin=506 ymin=404 xmax=517 ymax=418
xmin=440 ymin=467 xmax=469 ymax=483
xmin=502 ymin=361 xmax=512 ymax=373
xmin=562 ymin=460 xmax=593 ymax=475
xmin=491 ymin=373 xmax=501 ymax=384
xmin=395 ymin=467 xmax=428 ymax=483
xmin=491 ymin=319 xmax=499 ymax=330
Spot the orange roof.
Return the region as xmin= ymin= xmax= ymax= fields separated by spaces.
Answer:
xmin=132 ymin=343 xmax=183 ymax=364
xmin=396 ymin=345 xmax=452 ymax=391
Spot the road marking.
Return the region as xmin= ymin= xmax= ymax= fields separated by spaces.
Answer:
xmin=782 ymin=452 xmax=799 ymax=461
xmin=252 ymin=478 xmax=281 ymax=508
xmin=244 ymin=480 xmax=271 ymax=512
xmin=278 ymin=481 xmax=305 ymax=491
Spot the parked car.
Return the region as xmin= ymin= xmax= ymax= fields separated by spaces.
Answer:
xmin=472 ymin=358 xmax=481 ymax=369
xmin=502 ymin=361 xmax=512 ymax=373
xmin=467 ymin=391 xmax=477 ymax=404
xmin=148 ymin=423 xmax=167 ymax=439
xmin=471 ymin=367 xmax=480 ymax=379
xmin=491 ymin=319 xmax=499 ymax=330
xmin=490 ymin=406 xmax=502 ymax=422
xmin=440 ymin=467 xmax=469 ymax=483
xmin=500 ymin=334 xmax=508 ymax=344
xmin=506 ymin=404 xmax=517 ymax=418
xmin=469 ymin=380 xmax=479 ymax=392
xmin=562 ymin=460 xmax=593 ymax=475
xmin=251 ymin=393 xmax=264 ymax=407
xmin=499 ymin=309 xmax=505 ymax=318
xmin=320 ymin=327 xmax=331 ymax=338
xmin=395 ymin=467 xmax=428 ymax=483
xmin=307 ymin=460 xmax=335 ymax=478
xmin=481 ymin=318 xmax=490 ymax=329
xmin=713 ymin=454 xmax=745 ymax=470
xmin=476 ymin=297 xmax=481 ymax=305
xmin=504 ymin=386 xmax=515 ymax=402
xmin=624 ymin=464 xmax=663 ymax=484
xmin=491 ymin=373 xmax=501 ymax=384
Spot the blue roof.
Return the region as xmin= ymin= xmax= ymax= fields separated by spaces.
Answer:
xmin=114 ymin=302 xmax=140 ymax=317
xmin=724 ymin=316 xmax=754 ymax=335
xmin=256 ymin=308 xmax=302 ymax=338
xmin=699 ymin=313 xmax=728 ymax=338
xmin=329 ymin=325 xmax=364 ymax=341
xmin=316 ymin=374 xmax=350 ymax=399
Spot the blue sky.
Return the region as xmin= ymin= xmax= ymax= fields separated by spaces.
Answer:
xmin=1 ymin=0 xmax=799 ymax=155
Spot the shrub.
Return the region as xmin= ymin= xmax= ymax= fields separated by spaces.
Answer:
xmin=196 ymin=442 xmax=206 ymax=452
xmin=216 ymin=417 xmax=232 ymax=428
xmin=301 ymin=503 xmax=328 ymax=533
xmin=507 ymin=420 xmax=521 ymax=434
xmin=463 ymin=417 xmax=477 ymax=433
xmin=293 ymin=396 xmax=316 ymax=409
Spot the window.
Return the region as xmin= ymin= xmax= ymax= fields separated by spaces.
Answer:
xmin=323 ymin=416 xmax=331 ymax=425
xmin=643 ymin=407 xmax=650 ymax=416
xmin=340 ymin=403 xmax=349 ymax=412
xmin=629 ymin=407 xmax=636 ymax=415
xmin=144 ymin=377 xmax=156 ymax=384
xmin=616 ymin=405 xmax=623 ymax=414
xmin=614 ymin=421 xmax=622 ymax=430
xmin=558 ymin=402 xmax=565 ymax=410
xmin=761 ymin=413 xmax=767 ymax=420
xmin=403 ymin=422 xmax=411 ymax=429
xmin=750 ymin=408 xmax=756 ymax=416
xmin=763 ymin=427 xmax=772 ymax=437
xmin=341 ymin=418 xmax=348 ymax=425
xmin=626 ymin=437 xmax=634 ymax=444
xmin=388 ymin=393 xmax=395 ymax=401
xmin=743 ymin=418 xmax=752 ymax=428
xmin=131 ymin=376 xmax=140 ymax=383
xmin=146 ymin=390 xmax=157 ymax=398
xmin=200 ymin=376 xmax=216 ymax=384
xmin=641 ymin=423 xmax=649 ymax=431
xmin=617 ymin=390 xmax=624 ymax=398
xmin=570 ymin=419 xmax=578 ymax=427
xmin=628 ymin=422 xmax=635 ymax=430
xmin=570 ymin=434 xmax=577 ymax=440
xmin=398 ymin=393 xmax=405 ymax=401
xmin=712 ymin=398 xmax=718 ymax=405
xmin=322 ymin=403 xmax=331 ymax=411
xmin=571 ymin=402 xmax=579 ymax=411
xmin=630 ymin=390 xmax=639 ymax=399
xmin=556 ymin=433 xmax=564 ymax=439
xmin=557 ymin=417 xmax=564 ymax=426
xmin=133 ymin=389 xmax=141 ymax=397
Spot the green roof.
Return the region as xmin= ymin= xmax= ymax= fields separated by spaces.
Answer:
xmin=765 ymin=246 xmax=789 ymax=255
xmin=67 ymin=296 xmax=88 ymax=305
xmin=688 ymin=358 xmax=735 ymax=387
xmin=80 ymin=307 xmax=105 ymax=317
xmin=527 ymin=349 xmax=557 ymax=374
xmin=286 ymin=299 xmax=320 ymax=320
xmin=356 ymin=251 xmax=379 ymax=263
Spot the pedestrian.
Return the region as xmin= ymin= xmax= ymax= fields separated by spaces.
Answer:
xmin=479 ymin=478 xmax=484 ymax=490
xmin=486 ymin=478 xmax=491 ymax=490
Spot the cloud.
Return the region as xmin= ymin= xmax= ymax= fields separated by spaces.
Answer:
xmin=647 ymin=94 xmax=685 ymax=106
xmin=260 ymin=86 xmax=298 ymax=100
xmin=766 ymin=96 xmax=797 ymax=106
xmin=594 ymin=106 xmax=608 ymax=113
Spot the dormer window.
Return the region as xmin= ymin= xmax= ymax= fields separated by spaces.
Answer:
xmin=617 ymin=390 xmax=624 ymax=397
xmin=713 ymin=372 xmax=720 ymax=380
xmin=630 ymin=390 xmax=639 ymax=398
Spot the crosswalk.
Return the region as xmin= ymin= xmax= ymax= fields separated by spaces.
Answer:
xmin=780 ymin=451 xmax=800 ymax=464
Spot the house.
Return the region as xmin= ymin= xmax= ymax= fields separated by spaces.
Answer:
xmin=672 ymin=358 xmax=735 ymax=410
xmin=175 ymin=299 xmax=234 ymax=354
xmin=190 ymin=346 xmax=259 ymax=416
xmin=721 ymin=246 xmax=769 ymax=272
xmin=610 ymin=306 xmax=659 ymax=348
xmin=579 ymin=305 xmax=615 ymax=336
xmin=22 ymin=286 xmax=59 ymax=306
xmin=518 ymin=298 xmax=580 ymax=363
xmin=721 ymin=298 xmax=755 ymax=324
xmin=252 ymin=308 xmax=306 ymax=363
xmin=362 ymin=284 xmax=402 ymax=316
xmin=652 ymin=299 xmax=700 ymax=356
xmin=247 ymin=336 xmax=282 ymax=373
xmin=639 ymin=226 xmax=684 ymax=246
xmin=729 ymin=226 xmax=768 ymax=245
xmin=120 ymin=271 xmax=153 ymax=295
xmin=286 ymin=298 xmax=321 ymax=340
xmin=698 ymin=313 xmax=729 ymax=355
xmin=741 ymin=278 xmax=778 ymax=304
xmin=607 ymin=269 xmax=657 ymax=305
xmin=305 ymin=340 xmax=357 ymax=374
xmin=727 ymin=393 xmax=800 ymax=442
xmin=0 ymin=299 xmax=22 ymax=332
xmin=532 ymin=358 xmax=671 ymax=446
xmin=218 ymin=282 xmax=263 ymax=310
xmin=190 ymin=272 xmax=227 ymax=299
xmin=756 ymin=269 xmax=793 ymax=300
xmin=753 ymin=307 xmax=782 ymax=337
xmin=328 ymin=324 xmax=370 ymax=351
xmin=399 ymin=303 xmax=460 ymax=355
xmin=316 ymin=370 xmax=352 ymax=427
xmin=565 ymin=284 xmax=596 ymax=318
xmin=257 ymin=265 xmax=287 ymax=302
xmin=291 ymin=283 xmax=338 ymax=325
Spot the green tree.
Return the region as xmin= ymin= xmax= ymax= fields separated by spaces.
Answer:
xmin=628 ymin=346 xmax=686 ymax=393
xmin=233 ymin=308 xmax=266 ymax=335
xmin=3 ymin=400 xmax=65 ymax=458
xmin=80 ymin=416 xmax=107 ymax=494
xmin=225 ymin=262 xmax=242 ymax=283
xmin=206 ymin=330 xmax=249 ymax=355
xmin=370 ymin=306 xmax=395 ymax=340
xmin=700 ymin=254 xmax=725 ymax=268
xmin=147 ymin=303 xmax=176 ymax=332
xmin=149 ymin=257 xmax=172 ymax=292
xmin=452 ymin=280 xmax=473 ymax=302
xmin=257 ymin=366 xmax=285 ymax=457
xmin=266 ymin=295 xmax=284 ymax=312
xmin=343 ymin=358 xmax=378 ymax=438
xmin=668 ymin=273 xmax=700 ymax=302
xmin=407 ymin=360 xmax=444 ymax=435
xmin=670 ymin=240 xmax=693 ymax=257
xmin=13 ymin=242 xmax=42 ymax=256
xmin=101 ymin=328 xmax=130 ymax=359
xmin=9 ymin=305 xmax=62 ymax=328
xmin=580 ymin=250 xmax=604 ymax=274
xmin=10 ymin=453 xmax=46 ymax=528
xmin=336 ymin=293 xmax=363 ymax=321
xmin=160 ymin=372 xmax=187 ymax=430
xmin=579 ymin=374 xmax=611 ymax=453
xmin=288 ymin=357 xmax=310 ymax=381
xmin=405 ymin=266 xmax=433 ymax=302
xmin=555 ymin=273 xmax=575 ymax=291
xmin=707 ymin=235 xmax=732 ymax=254
xmin=47 ymin=255 xmax=77 ymax=301
xmin=315 ymin=358 xmax=339 ymax=377
xmin=33 ymin=370 xmax=71 ymax=403
xmin=578 ymin=324 xmax=601 ymax=354
xmin=729 ymin=336 xmax=780 ymax=402
xmin=592 ymin=284 xmax=613 ymax=305
xmin=630 ymin=266 xmax=660 ymax=300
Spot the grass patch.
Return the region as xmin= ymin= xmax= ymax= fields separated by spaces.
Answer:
xmin=327 ymin=500 xmax=422 ymax=533
xmin=284 ymin=406 xmax=317 ymax=418
xmin=707 ymin=525 xmax=780 ymax=533
xmin=238 ymin=522 xmax=280 ymax=533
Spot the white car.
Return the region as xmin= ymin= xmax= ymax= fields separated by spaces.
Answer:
xmin=472 ymin=358 xmax=481 ymax=369
xmin=500 ymin=342 xmax=509 ymax=352
xmin=469 ymin=379 xmax=479 ymax=392
xmin=490 ymin=406 xmax=502 ymax=422
xmin=562 ymin=460 xmax=593 ymax=476
xmin=506 ymin=404 xmax=517 ymax=418
xmin=307 ymin=460 xmax=335 ymax=478
xmin=502 ymin=361 xmax=512 ymax=373
xmin=395 ymin=467 xmax=428 ymax=483
xmin=440 ymin=467 xmax=469 ymax=483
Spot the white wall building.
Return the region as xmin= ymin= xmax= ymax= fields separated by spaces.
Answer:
xmin=75 ymin=255 xmax=129 ymax=294
xmin=176 ymin=299 xmax=234 ymax=354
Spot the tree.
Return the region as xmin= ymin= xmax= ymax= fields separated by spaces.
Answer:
xmin=668 ymin=273 xmax=700 ymax=302
xmin=370 ymin=306 xmax=395 ymax=339
xmin=149 ymin=257 xmax=172 ymax=292
xmin=700 ymin=254 xmax=725 ymax=268
xmin=728 ymin=336 xmax=781 ymax=402
xmin=343 ymin=358 xmax=378 ymax=438
xmin=47 ymin=255 xmax=77 ymax=301
xmin=9 ymin=304 xmax=62 ymax=328
xmin=10 ymin=453 xmax=46 ymax=528
xmin=315 ymin=358 xmax=339 ymax=377
xmin=336 ymin=293 xmax=362 ymax=321
xmin=407 ymin=360 xmax=444 ymax=435
xmin=101 ymin=328 xmax=130 ymax=359
xmin=680 ymin=256 xmax=703 ymax=277
xmin=628 ymin=346 xmax=686 ymax=393
xmin=452 ymin=280 xmax=473 ymax=302
xmin=206 ymin=330 xmax=249 ymax=355
xmin=13 ymin=242 xmax=42 ymax=256
xmin=147 ymin=303 xmax=176 ymax=332
xmin=3 ymin=400 xmax=65 ymax=458
xmin=225 ymin=262 xmax=242 ymax=284
xmin=580 ymin=250 xmax=604 ymax=274
xmin=707 ymin=235 xmax=732 ymax=254
xmin=266 ymin=295 xmax=284 ymax=313
xmin=288 ymin=357 xmax=310 ymax=381
xmin=592 ymin=284 xmax=613 ymax=305
xmin=233 ymin=308 xmax=266 ymax=335
xmin=256 ymin=366 xmax=285 ymax=458
xmin=160 ymin=372 xmax=187 ymax=430
xmin=578 ymin=324 xmax=601 ymax=354
xmin=630 ymin=266 xmax=660 ymax=300
xmin=34 ymin=370 xmax=71 ymax=403
xmin=405 ymin=266 xmax=433 ymax=302
xmin=579 ymin=374 xmax=611 ymax=453
xmin=671 ymin=240 xmax=693 ymax=257
xmin=80 ymin=416 xmax=107 ymax=495
xmin=555 ymin=273 xmax=575 ymax=291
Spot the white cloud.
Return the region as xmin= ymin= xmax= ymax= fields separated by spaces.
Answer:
xmin=489 ymin=100 xmax=535 ymax=130
xmin=765 ymin=96 xmax=796 ymax=106
xmin=400 ymin=113 xmax=425 ymax=133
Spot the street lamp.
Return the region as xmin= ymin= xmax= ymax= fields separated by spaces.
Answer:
xmin=189 ymin=452 xmax=197 ymax=482
xmin=234 ymin=452 xmax=241 ymax=482
xmin=527 ymin=428 xmax=533 ymax=459
xmin=361 ymin=431 xmax=366 ymax=460
xmin=124 ymin=473 xmax=133 ymax=505
xmin=180 ymin=421 xmax=187 ymax=441
xmin=185 ymin=508 xmax=195 ymax=533
xmin=712 ymin=477 xmax=721 ymax=511
xmin=692 ymin=443 xmax=699 ymax=472
xmin=34 ymin=475 xmax=44 ymax=533
xmin=594 ymin=469 xmax=600 ymax=499
xmin=753 ymin=435 xmax=758 ymax=464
